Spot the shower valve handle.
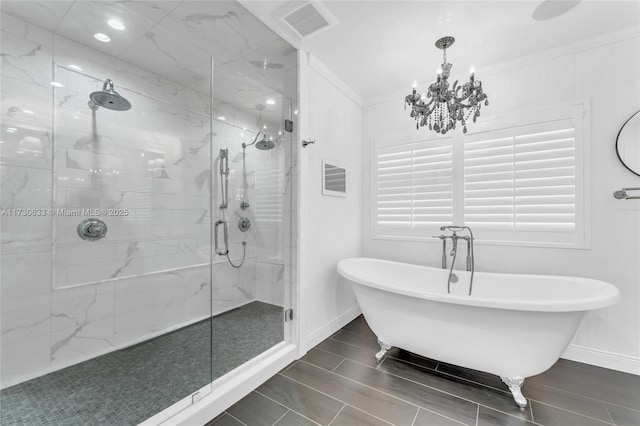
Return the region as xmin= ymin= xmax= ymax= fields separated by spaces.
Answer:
xmin=77 ymin=218 xmax=107 ymax=241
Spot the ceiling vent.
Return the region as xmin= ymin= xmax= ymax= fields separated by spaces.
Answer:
xmin=276 ymin=1 xmax=337 ymax=40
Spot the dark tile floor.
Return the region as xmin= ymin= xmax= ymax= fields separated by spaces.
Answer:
xmin=208 ymin=315 xmax=640 ymax=426
xmin=1 ymin=302 xmax=283 ymax=426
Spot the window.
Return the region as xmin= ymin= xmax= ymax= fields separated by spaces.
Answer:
xmin=371 ymin=103 xmax=587 ymax=247
xmin=374 ymin=136 xmax=454 ymax=237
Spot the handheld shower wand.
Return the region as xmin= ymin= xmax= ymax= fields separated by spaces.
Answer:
xmin=216 ymin=148 xmax=247 ymax=268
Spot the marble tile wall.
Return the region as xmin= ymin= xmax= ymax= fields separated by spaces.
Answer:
xmin=1 ymin=11 xmax=55 ymax=387
xmin=0 ymin=8 xmax=294 ymax=388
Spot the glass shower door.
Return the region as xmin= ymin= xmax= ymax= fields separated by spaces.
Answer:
xmin=207 ymin=4 xmax=297 ymax=380
xmin=0 ymin=1 xmax=214 ymax=423
xmin=49 ymin=18 xmax=216 ymax=424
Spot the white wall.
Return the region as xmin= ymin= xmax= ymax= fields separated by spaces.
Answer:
xmin=297 ymin=51 xmax=363 ymax=352
xmin=362 ymin=32 xmax=640 ymax=374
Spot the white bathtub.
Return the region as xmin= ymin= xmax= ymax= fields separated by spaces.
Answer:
xmin=337 ymin=257 xmax=620 ymax=408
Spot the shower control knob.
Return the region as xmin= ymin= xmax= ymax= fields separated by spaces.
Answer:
xmin=77 ymin=218 xmax=107 ymax=241
xmin=238 ymin=217 xmax=251 ymax=232
xmin=240 ymin=200 xmax=250 ymax=210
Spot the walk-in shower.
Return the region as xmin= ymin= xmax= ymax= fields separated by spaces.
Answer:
xmin=87 ymin=78 xmax=131 ymax=111
xmin=0 ymin=0 xmax=296 ymax=424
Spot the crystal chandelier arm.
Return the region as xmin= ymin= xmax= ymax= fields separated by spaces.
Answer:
xmin=452 ymin=84 xmax=468 ymax=103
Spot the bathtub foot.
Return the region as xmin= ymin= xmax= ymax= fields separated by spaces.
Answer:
xmin=501 ymin=376 xmax=527 ymax=408
xmin=375 ymin=340 xmax=391 ymax=363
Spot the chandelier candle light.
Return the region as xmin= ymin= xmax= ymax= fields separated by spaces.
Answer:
xmin=405 ymin=36 xmax=489 ymax=134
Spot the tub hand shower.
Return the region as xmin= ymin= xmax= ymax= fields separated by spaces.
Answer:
xmin=434 ymin=226 xmax=474 ymax=295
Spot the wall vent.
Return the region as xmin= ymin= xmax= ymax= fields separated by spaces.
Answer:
xmin=279 ymin=1 xmax=336 ymax=39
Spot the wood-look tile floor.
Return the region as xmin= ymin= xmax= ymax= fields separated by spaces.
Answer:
xmin=207 ymin=315 xmax=640 ymax=426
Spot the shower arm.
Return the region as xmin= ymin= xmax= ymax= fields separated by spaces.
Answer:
xmin=103 ymin=79 xmax=114 ymax=91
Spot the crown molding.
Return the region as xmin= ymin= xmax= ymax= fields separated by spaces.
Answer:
xmin=308 ymin=53 xmax=365 ymax=107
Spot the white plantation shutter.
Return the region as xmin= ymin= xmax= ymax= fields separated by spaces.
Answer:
xmin=464 ymin=129 xmax=516 ymax=231
xmin=463 ymin=119 xmax=577 ymax=232
xmin=374 ymin=137 xmax=454 ymax=238
xmin=514 ymin=120 xmax=576 ymax=232
xmin=372 ymin=103 xmax=586 ymax=247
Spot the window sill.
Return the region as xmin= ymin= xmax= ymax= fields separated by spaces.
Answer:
xmin=369 ymin=234 xmax=590 ymax=250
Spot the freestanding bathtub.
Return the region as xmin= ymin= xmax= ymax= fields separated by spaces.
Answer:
xmin=337 ymin=257 xmax=620 ymax=408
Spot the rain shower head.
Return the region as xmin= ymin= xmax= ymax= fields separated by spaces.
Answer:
xmin=242 ymin=131 xmax=275 ymax=151
xmin=88 ymin=79 xmax=131 ymax=111
xmin=255 ymin=137 xmax=275 ymax=150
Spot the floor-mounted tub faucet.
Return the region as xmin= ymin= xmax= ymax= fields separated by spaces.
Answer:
xmin=434 ymin=226 xmax=475 ymax=295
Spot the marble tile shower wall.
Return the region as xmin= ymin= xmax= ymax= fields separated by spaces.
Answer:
xmin=0 ymin=12 xmax=287 ymax=387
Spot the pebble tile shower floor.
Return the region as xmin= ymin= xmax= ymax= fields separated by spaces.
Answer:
xmin=208 ymin=315 xmax=640 ymax=426
xmin=0 ymin=301 xmax=283 ymax=425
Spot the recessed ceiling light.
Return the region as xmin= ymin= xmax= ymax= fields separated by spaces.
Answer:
xmin=217 ymin=116 xmax=226 ymax=121
xmin=532 ymin=0 xmax=581 ymax=21
xmin=6 ymin=127 xmax=18 ymax=133
xmin=266 ymin=99 xmax=276 ymax=105
xmin=94 ymin=33 xmax=111 ymax=43
xmin=107 ymin=19 xmax=125 ymax=31
xmin=22 ymin=109 xmax=34 ymax=114
xmin=50 ymin=81 xmax=64 ymax=88
xmin=68 ymin=64 xmax=82 ymax=71
xmin=293 ymin=109 xmax=298 ymax=115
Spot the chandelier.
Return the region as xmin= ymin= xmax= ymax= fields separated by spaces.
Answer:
xmin=405 ymin=36 xmax=489 ymax=134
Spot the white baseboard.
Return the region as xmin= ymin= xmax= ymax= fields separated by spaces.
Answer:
xmin=562 ymin=344 xmax=640 ymax=375
xmin=303 ymin=304 xmax=362 ymax=352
